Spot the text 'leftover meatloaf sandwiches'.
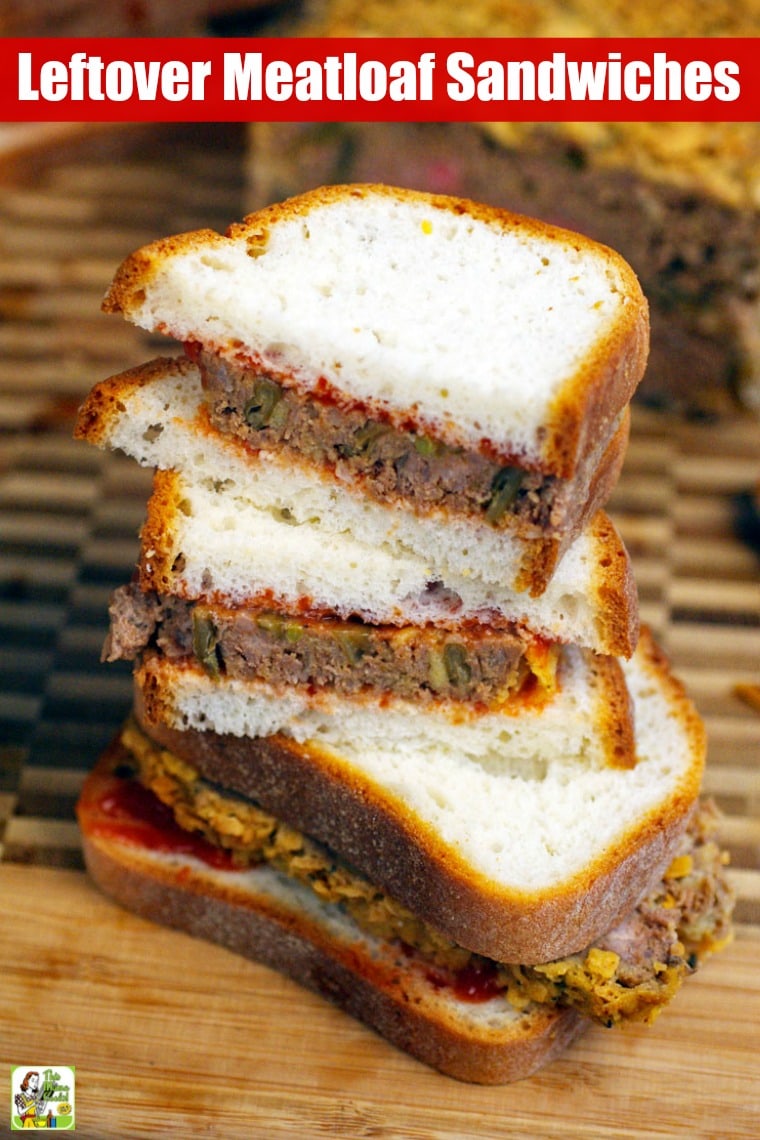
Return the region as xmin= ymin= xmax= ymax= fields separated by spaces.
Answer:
xmin=74 ymin=184 xmax=733 ymax=1084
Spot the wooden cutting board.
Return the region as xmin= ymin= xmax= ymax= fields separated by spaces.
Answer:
xmin=1 ymin=863 xmax=758 ymax=1140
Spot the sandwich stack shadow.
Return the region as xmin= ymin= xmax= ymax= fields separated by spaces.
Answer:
xmin=74 ymin=185 xmax=734 ymax=1084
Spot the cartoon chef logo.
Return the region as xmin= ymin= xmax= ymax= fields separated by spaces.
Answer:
xmin=10 ymin=1067 xmax=75 ymax=1131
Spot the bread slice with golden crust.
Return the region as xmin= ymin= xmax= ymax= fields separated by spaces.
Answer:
xmin=136 ymin=468 xmax=639 ymax=653
xmin=132 ymin=629 xmax=705 ymax=964
xmin=78 ymin=735 xmax=586 ymax=1085
xmin=74 ymin=357 xmax=639 ymax=654
xmin=101 ymin=184 xmax=648 ymax=483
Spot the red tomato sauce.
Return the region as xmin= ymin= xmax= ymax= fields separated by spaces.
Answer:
xmin=86 ymin=769 xmax=243 ymax=872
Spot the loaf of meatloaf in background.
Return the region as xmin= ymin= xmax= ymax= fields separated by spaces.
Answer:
xmin=246 ymin=0 xmax=760 ymax=418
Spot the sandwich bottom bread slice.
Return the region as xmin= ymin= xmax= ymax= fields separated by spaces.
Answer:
xmin=77 ymin=726 xmax=733 ymax=1085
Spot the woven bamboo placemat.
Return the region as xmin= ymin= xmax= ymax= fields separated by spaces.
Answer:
xmin=0 ymin=124 xmax=247 ymax=859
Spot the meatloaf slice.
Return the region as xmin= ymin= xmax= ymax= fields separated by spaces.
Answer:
xmin=104 ymin=583 xmax=558 ymax=706
xmin=197 ymin=347 xmax=629 ymax=539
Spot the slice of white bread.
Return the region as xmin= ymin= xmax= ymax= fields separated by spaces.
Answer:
xmin=101 ymin=183 xmax=649 ymax=481
xmin=135 ymin=641 xmax=636 ymax=768
xmin=74 ymin=357 xmax=639 ymax=654
xmin=77 ymin=738 xmax=585 ymax=1085
xmin=134 ymin=629 xmax=706 ymax=963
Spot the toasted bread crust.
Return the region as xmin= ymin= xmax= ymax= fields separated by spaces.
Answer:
xmin=102 ymin=184 xmax=648 ymax=479
xmin=137 ymin=470 xmax=187 ymax=598
xmin=73 ymin=356 xmax=198 ymax=447
xmin=79 ymin=749 xmax=585 ymax=1085
xmin=133 ymin=629 xmax=703 ymax=964
xmin=102 ymin=227 xmax=224 ymax=319
xmin=591 ymin=653 xmax=636 ymax=770
xmin=587 ymin=512 xmax=641 ymax=658
xmin=514 ymin=408 xmax=631 ymax=597
xmin=573 ymin=406 xmax=630 ymax=545
xmin=546 ymin=296 xmax=648 ymax=479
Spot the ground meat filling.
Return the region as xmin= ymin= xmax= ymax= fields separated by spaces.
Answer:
xmin=196 ymin=349 xmax=565 ymax=530
xmin=103 ymin=583 xmax=550 ymax=705
xmin=120 ymin=720 xmax=735 ymax=1029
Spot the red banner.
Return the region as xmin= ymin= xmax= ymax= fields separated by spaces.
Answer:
xmin=2 ymin=37 xmax=758 ymax=122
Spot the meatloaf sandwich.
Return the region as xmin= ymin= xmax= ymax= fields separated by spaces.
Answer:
xmin=73 ymin=185 xmax=732 ymax=1083
xmin=76 ymin=630 xmax=734 ymax=1084
xmin=75 ymin=355 xmax=639 ymax=661
xmin=99 ymin=184 xmax=648 ymax=595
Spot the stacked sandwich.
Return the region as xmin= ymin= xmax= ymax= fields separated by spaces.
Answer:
xmin=74 ymin=185 xmax=733 ymax=1084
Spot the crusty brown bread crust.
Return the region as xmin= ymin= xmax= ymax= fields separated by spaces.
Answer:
xmin=571 ymin=406 xmax=630 ymax=553
xmin=73 ymin=355 xmax=197 ymax=447
xmin=585 ymin=511 xmax=640 ymax=658
xmin=133 ymin=629 xmax=704 ymax=964
xmin=79 ymin=748 xmax=585 ymax=1085
xmin=513 ymin=407 xmax=631 ymax=596
xmin=101 ymin=183 xmax=649 ymax=480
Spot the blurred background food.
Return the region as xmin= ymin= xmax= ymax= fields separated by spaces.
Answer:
xmin=0 ymin=0 xmax=275 ymax=36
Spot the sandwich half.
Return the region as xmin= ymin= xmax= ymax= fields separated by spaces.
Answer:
xmin=77 ymin=698 xmax=732 ymax=1085
xmin=74 ymin=356 xmax=639 ymax=656
xmin=127 ymin=629 xmax=709 ymax=965
xmin=78 ymin=732 xmax=587 ymax=1085
xmin=99 ymin=184 xmax=649 ymax=593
